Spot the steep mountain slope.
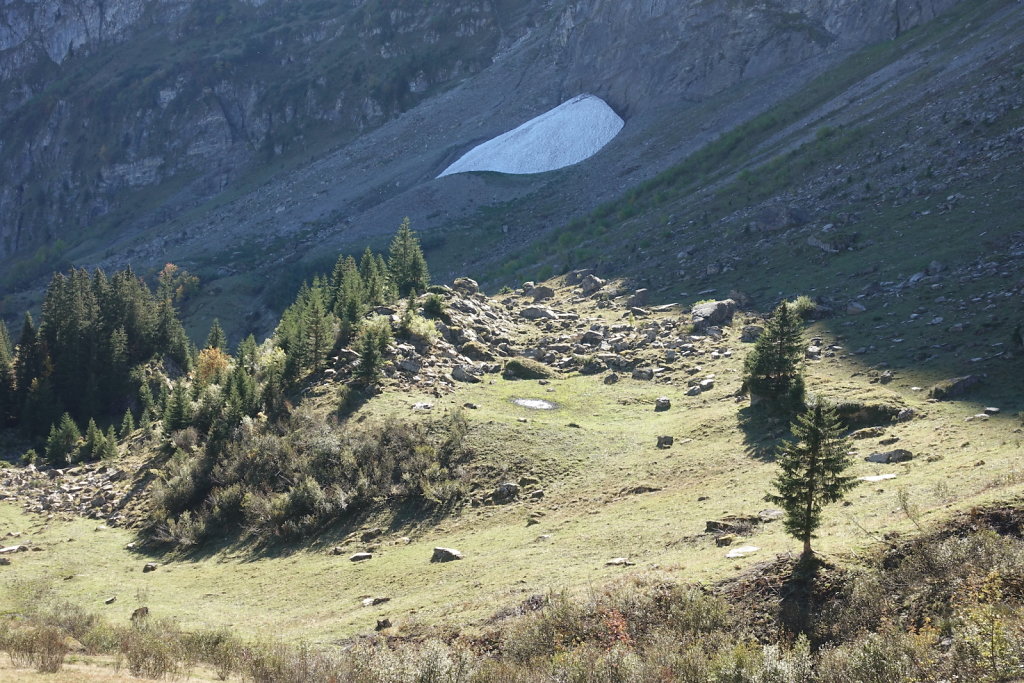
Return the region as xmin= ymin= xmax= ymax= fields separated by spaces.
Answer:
xmin=0 ymin=0 xmax=972 ymax=339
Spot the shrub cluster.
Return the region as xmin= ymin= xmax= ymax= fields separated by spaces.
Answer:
xmin=150 ymin=410 xmax=471 ymax=545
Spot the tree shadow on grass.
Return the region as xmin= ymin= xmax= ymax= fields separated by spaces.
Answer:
xmin=737 ymin=404 xmax=793 ymax=462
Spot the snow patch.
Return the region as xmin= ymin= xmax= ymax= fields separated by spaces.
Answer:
xmin=438 ymin=94 xmax=624 ymax=177
xmin=513 ymin=399 xmax=556 ymax=410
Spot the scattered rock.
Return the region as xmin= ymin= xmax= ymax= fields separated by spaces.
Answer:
xmin=142 ymin=563 xmax=158 ymax=573
xmin=758 ymin=509 xmax=784 ymax=522
xmin=716 ymin=535 xmax=736 ymax=547
xmin=579 ymin=274 xmax=606 ymax=295
xmin=376 ymin=618 xmax=392 ymax=631
xmin=104 ymin=596 xmax=116 ymax=605
xmin=521 ymin=306 xmax=558 ymax=320
xmin=603 ymin=373 xmax=620 ymax=385
xmin=492 ymin=482 xmax=520 ymax=503
xmin=431 ymin=547 xmax=464 ymax=563
xmin=725 ymin=546 xmax=760 ymax=559
xmin=532 ymin=286 xmax=556 ymax=302
xmin=691 ymin=299 xmax=736 ymax=330
xmin=350 ymin=552 xmax=374 ymax=562
xmin=929 ymin=375 xmax=982 ymax=400
xmin=850 ymin=426 xmax=886 ymax=439
xmin=451 ymin=277 xmax=479 ymax=295
xmin=865 ymin=449 xmax=914 ymax=464
xmin=984 ymin=407 xmax=1000 ymax=415
xmin=451 ymin=365 xmax=482 ymax=383
xmin=605 ymin=557 xmax=635 ymax=567
xmin=846 ymin=302 xmax=867 ymax=315
xmin=412 ymin=402 xmax=434 ymax=411
xmin=632 ymin=367 xmax=656 ymax=381
xmin=503 ymin=358 xmax=554 ymax=380
xmin=654 ymin=397 xmax=671 ymax=412
xmin=656 ymin=435 xmax=674 ymax=449
xmin=362 ymin=597 xmax=391 ymax=607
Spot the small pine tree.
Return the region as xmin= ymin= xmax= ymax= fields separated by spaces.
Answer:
xmin=742 ymin=301 xmax=806 ymax=408
xmin=163 ymin=382 xmax=194 ymax=432
xmin=766 ymin=402 xmax=857 ymax=559
xmin=45 ymin=413 xmax=82 ymax=467
xmin=387 ymin=218 xmax=429 ymax=297
xmin=120 ymin=408 xmax=135 ymax=438
xmin=100 ymin=426 xmax=118 ymax=459
xmin=206 ymin=319 xmax=227 ymax=350
xmin=83 ymin=417 xmax=103 ymax=461
xmin=356 ymin=317 xmax=393 ymax=383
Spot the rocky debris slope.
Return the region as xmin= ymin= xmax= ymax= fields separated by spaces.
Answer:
xmin=0 ymin=461 xmax=144 ymax=527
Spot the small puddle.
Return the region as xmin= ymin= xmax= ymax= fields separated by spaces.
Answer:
xmin=513 ymin=398 xmax=557 ymax=410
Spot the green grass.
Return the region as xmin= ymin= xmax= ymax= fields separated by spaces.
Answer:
xmin=3 ymin=301 xmax=1022 ymax=644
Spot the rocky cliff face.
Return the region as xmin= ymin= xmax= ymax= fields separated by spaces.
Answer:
xmin=0 ymin=0 xmax=966 ymax=297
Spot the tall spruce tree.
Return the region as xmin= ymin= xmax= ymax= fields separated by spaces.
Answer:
xmin=766 ymin=402 xmax=857 ymax=559
xmin=163 ymin=382 xmax=194 ymax=432
xmin=387 ymin=218 xmax=429 ymax=297
xmin=45 ymin=413 xmax=82 ymax=467
xmin=742 ymin=301 xmax=805 ymax=408
xmin=206 ymin=319 xmax=226 ymax=350
xmin=0 ymin=321 xmax=14 ymax=427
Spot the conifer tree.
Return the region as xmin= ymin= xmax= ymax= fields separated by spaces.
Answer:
xmin=742 ymin=301 xmax=805 ymax=407
xmin=356 ymin=318 xmax=392 ymax=383
xmin=100 ymin=426 xmax=118 ymax=459
xmin=387 ymin=218 xmax=429 ymax=297
xmin=83 ymin=417 xmax=103 ymax=461
xmin=14 ymin=312 xmax=45 ymax=410
xmin=45 ymin=413 xmax=82 ymax=467
xmin=0 ymin=321 xmax=15 ymax=426
xmin=163 ymin=382 xmax=194 ymax=432
xmin=206 ymin=319 xmax=226 ymax=350
xmin=766 ymin=402 xmax=857 ymax=559
xmin=302 ymin=282 xmax=335 ymax=371
xmin=120 ymin=408 xmax=135 ymax=438
xmin=335 ymin=256 xmax=366 ymax=342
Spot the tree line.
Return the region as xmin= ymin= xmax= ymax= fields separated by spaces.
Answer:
xmin=0 ymin=219 xmax=431 ymax=468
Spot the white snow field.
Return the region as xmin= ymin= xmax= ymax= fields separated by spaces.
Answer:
xmin=438 ymin=94 xmax=624 ymax=177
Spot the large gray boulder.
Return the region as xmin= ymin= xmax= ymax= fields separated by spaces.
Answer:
xmin=691 ymin=299 xmax=736 ymax=330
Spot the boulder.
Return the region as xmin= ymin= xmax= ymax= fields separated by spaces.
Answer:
xmin=655 ymin=397 xmax=671 ymax=412
xmin=492 ymin=482 xmax=520 ymax=502
xmin=503 ymin=358 xmax=554 ymax=380
xmin=521 ymin=306 xmax=558 ymax=320
xmin=929 ymin=375 xmax=983 ymax=400
xmin=865 ymin=449 xmax=913 ymax=464
xmin=452 ymin=365 xmax=482 ymax=383
xmin=431 ymin=547 xmax=464 ymax=563
xmin=579 ymin=274 xmax=606 ymax=295
xmin=691 ymin=299 xmax=736 ymax=330
xmin=565 ymin=269 xmax=593 ymax=286
xmin=627 ymin=289 xmax=648 ymax=307
xmin=740 ymin=325 xmax=764 ymax=342
xmin=532 ymin=286 xmax=556 ymax=302
xmin=632 ymin=368 xmax=656 ymax=381
xmin=451 ymin=277 xmax=479 ymax=295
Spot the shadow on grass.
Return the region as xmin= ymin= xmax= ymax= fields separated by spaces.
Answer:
xmin=736 ymin=404 xmax=792 ymax=462
xmin=134 ymin=489 xmax=466 ymax=566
